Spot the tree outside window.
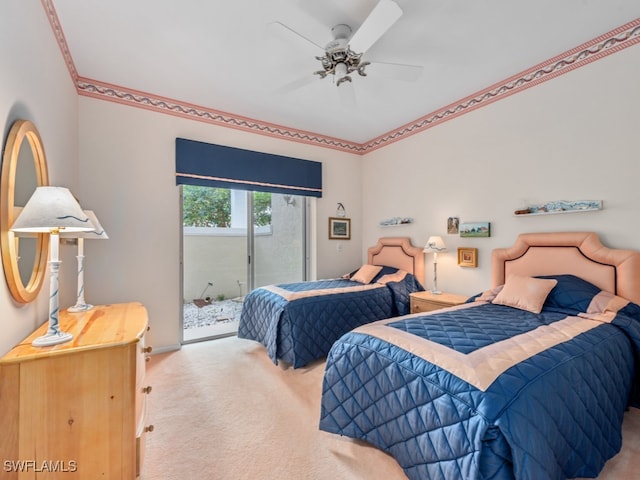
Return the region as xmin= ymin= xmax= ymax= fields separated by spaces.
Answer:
xmin=183 ymin=186 xmax=271 ymax=227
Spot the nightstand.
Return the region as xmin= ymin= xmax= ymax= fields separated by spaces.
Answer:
xmin=410 ymin=291 xmax=469 ymax=314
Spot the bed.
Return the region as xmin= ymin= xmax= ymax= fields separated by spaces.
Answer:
xmin=319 ymin=232 xmax=640 ymax=480
xmin=238 ymin=237 xmax=425 ymax=368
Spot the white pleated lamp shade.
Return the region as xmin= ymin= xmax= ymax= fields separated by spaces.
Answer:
xmin=60 ymin=210 xmax=109 ymax=239
xmin=423 ymin=236 xmax=447 ymax=253
xmin=10 ymin=186 xmax=94 ymax=233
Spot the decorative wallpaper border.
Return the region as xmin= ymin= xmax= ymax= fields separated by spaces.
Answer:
xmin=74 ymin=77 xmax=365 ymax=154
xmin=42 ymin=0 xmax=79 ymax=83
xmin=363 ymin=18 xmax=640 ymax=152
xmin=42 ymin=0 xmax=639 ymax=155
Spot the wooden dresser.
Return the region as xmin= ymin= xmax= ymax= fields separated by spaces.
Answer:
xmin=0 ymin=302 xmax=152 ymax=479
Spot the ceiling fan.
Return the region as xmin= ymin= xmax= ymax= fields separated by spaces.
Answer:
xmin=269 ymin=0 xmax=423 ymax=105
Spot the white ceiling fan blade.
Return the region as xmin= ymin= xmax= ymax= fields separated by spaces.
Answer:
xmin=275 ymin=74 xmax=319 ymax=94
xmin=349 ymin=0 xmax=403 ymax=54
xmin=295 ymin=0 xmax=351 ymax=32
xmin=338 ymin=81 xmax=357 ymax=110
xmin=366 ymin=61 xmax=424 ymax=81
xmin=266 ymin=21 xmax=325 ymax=54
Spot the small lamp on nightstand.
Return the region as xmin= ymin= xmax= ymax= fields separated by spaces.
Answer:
xmin=10 ymin=186 xmax=94 ymax=346
xmin=423 ymin=236 xmax=447 ymax=294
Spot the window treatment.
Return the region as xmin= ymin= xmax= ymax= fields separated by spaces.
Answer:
xmin=175 ymin=138 xmax=322 ymax=197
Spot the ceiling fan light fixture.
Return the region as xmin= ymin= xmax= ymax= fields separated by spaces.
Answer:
xmin=334 ymin=62 xmax=352 ymax=86
xmin=313 ymin=24 xmax=370 ymax=87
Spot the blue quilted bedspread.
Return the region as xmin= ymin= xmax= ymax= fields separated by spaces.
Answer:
xmin=319 ymin=275 xmax=640 ymax=480
xmin=238 ymin=270 xmax=423 ymax=368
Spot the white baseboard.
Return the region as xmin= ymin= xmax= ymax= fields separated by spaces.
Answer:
xmin=149 ymin=344 xmax=181 ymax=355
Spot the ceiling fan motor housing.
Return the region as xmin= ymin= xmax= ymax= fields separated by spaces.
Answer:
xmin=330 ymin=24 xmax=352 ymax=41
xmin=315 ymin=24 xmax=368 ymax=85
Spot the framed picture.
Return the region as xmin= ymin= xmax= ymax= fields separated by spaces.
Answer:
xmin=328 ymin=217 xmax=351 ymax=240
xmin=447 ymin=216 xmax=459 ymax=234
xmin=460 ymin=222 xmax=491 ymax=237
xmin=458 ymin=247 xmax=478 ymax=268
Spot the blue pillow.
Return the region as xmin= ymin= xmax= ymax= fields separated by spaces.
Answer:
xmin=372 ymin=266 xmax=400 ymax=282
xmin=537 ymin=274 xmax=600 ymax=312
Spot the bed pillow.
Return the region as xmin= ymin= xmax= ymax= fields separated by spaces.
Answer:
xmin=342 ymin=265 xmax=398 ymax=281
xmin=492 ymin=275 xmax=558 ymax=314
xmin=372 ymin=265 xmax=401 ymax=282
xmin=350 ymin=264 xmax=383 ymax=284
xmin=537 ymin=274 xmax=601 ymax=313
xmin=376 ymin=269 xmax=408 ymax=285
xmin=473 ymin=285 xmax=504 ymax=303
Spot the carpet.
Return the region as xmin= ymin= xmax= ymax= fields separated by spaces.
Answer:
xmin=141 ymin=336 xmax=640 ymax=480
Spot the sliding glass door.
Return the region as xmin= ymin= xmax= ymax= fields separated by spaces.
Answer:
xmin=252 ymin=191 xmax=306 ymax=291
xmin=181 ymin=186 xmax=306 ymax=343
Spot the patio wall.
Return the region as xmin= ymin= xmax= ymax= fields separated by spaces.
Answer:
xmin=183 ymin=195 xmax=304 ymax=302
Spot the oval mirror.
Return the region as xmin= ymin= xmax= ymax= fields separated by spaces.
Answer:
xmin=1 ymin=120 xmax=49 ymax=303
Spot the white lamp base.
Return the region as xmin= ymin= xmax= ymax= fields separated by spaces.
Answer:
xmin=32 ymin=331 xmax=74 ymax=347
xmin=68 ymin=303 xmax=94 ymax=313
xmin=430 ymin=289 xmax=442 ymax=295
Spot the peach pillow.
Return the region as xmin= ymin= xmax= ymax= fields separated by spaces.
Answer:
xmin=492 ymin=275 xmax=558 ymax=314
xmin=475 ymin=285 xmax=504 ymax=302
xmin=350 ymin=264 xmax=383 ymax=284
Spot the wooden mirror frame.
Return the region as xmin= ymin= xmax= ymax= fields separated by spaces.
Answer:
xmin=1 ymin=120 xmax=50 ymax=303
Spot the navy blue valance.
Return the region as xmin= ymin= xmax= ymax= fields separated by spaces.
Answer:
xmin=175 ymin=138 xmax=322 ymax=198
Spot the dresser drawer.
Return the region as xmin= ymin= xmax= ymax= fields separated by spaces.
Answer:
xmin=410 ymin=292 xmax=468 ymax=314
xmin=136 ymin=400 xmax=147 ymax=478
xmin=135 ymin=382 xmax=150 ymax=435
xmin=411 ymin=301 xmax=442 ymax=313
xmin=136 ymin=430 xmax=146 ymax=479
xmin=136 ymin=399 xmax=153 ymax=478
xmin=136 ymin=332 xmax=150 ymax=387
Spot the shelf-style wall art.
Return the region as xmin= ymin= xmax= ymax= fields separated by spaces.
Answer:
xmin=514 ymin=200 xmax=602 ymax=216
xmin=379 ymin=217 xmax=413 ymax=227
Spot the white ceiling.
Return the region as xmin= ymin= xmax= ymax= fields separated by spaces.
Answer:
xmin=51 ymin=0 xmax=640 ymax=145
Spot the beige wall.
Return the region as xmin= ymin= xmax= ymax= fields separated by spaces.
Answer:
xmin=74 ymin=98 xmax=363 ymax=351
xmin=361 ymin=44 xmax=640 ymax=296
xmin=0 ymin=1 xmax=363 ymax=355
xmin=2 ymin=1 xmax=639 ymax=355
xmin=0 ymin=0 xmax=80 ymax=355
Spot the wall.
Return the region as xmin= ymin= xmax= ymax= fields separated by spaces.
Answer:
xmin=362 ymin=44 xmax=640 ymax=297
xmin=76 ymin=98 xmax=363 ymax=352
xmin=0 ymin=0 xmax=80 ymax=355
xmin=3 ymin=1 xmax=639 ymax=355
xmin=1 ymin=1 xmax=363 ymax=354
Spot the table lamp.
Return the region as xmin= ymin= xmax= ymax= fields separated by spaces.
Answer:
xmin=423 ymin=236 xmax=447 ymax=294
xmin=10 ymin=186 xmax=94 ymax=346
xmin=61 ymin=210 xmax=108 ymax=312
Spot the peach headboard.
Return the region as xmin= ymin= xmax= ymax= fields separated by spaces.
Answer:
xmin=368 ymin=237 xmax=425 ymax=287
xmin=492 ymin=232 xmax=640 ymax=305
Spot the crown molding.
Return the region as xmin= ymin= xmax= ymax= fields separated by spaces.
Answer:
xmin=363 ymin=18 xmax=640 ymax=153
xmin=74 ymin=77 xmax=367 ymax=154
xmin=41 ymin=0 xmax=639 ymax=155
